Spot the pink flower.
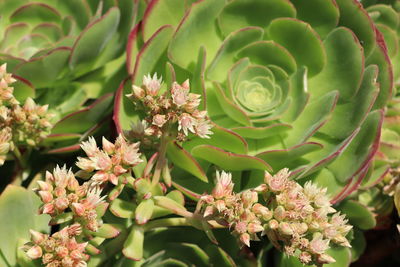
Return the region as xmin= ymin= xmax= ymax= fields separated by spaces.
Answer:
xmin=143 ymin=73 xmax=162 ymax=96
xmin=178 ymin=113 xmax=196 ymax=136
xmin=152 ymin=114 xmax=167 ymax=127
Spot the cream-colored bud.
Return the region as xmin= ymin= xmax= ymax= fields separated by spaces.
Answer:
xmin=278 ymin=222 xmax=294 ymax=236
xmin=26 ymin=245 xmax=43 ymax=259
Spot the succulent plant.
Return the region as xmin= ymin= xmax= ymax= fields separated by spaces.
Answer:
xmin=0 ymin=0 xmax=144 ymax=154
xmin=115 ymin=0 xmax=392 ymax=208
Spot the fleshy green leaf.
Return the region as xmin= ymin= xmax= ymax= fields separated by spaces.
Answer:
xmin=135 ymin=199 xmax=154 ymax=225
xmin=191 ymin=145 xmax=272 ymax=171
xmin=166 ymin=141 xmax=208 ymax=182
xmin=337 ymin=200 xmax=376 ymax=230
xmin=123 ymin=226 xmax=144 ymax=261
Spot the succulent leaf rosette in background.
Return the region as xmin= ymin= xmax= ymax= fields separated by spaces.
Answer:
xmin=0 ymin=0 xmax=144 ymax=155
xmin=116 ymin=0 xmax=392 ymax=207
xmin=355 ymin=0 xmax=400 ymax=230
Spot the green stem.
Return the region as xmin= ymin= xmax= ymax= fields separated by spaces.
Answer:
xmin=152 ymin=134 xmax=169 ymax=185
xmin=12 ymin=147 xmax=27 ymax=169
xmin=144 ymin=217 xmax=190 ymax=231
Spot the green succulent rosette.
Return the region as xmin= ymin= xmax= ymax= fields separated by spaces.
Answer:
xmin=115 ymin=0 xmax=393 ymax=204
xmin=354 ymin=0 xmax=400 ymax=228
xmin=0 ymin=0 xmax=145 ymax=153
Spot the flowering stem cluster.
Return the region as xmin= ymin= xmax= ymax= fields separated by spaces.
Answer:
xmin=126 ymin=74 xmax=213 ymax=142
xmin=0 ymin=64 xmax=53 ymax=166
xmin=23 ymin=224 xmax=89 ymax=267
xmin=197 ymin=169 xmax=353 ymax=266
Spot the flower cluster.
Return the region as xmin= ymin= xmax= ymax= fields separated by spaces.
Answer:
xmin=198 ymin=169 xmax=352 ymax=266
xmin=0 ymin=63 xmax=53 ymax=165
xmin=127 ymin=74 xmax=213 ymax=141
xmin=24 ymin=224 xmax=89 ymax=267
xmin=76 ymin=135 xmax=142 ymax=186
xmin=36 ymin=166 xmax=105 ymax=232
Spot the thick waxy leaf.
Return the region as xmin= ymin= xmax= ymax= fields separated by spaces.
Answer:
xmin=184 ymin=124 xmax=248 ymax=154
xmin=166 ymin=141 xmax=208 ymax=182
xmin=123 ymin=226 xmax=145 ymax=261
xmin=14 ymin=47 xmax=71 ymax=88
xmin=168 ymin=0 xmax=225 ymax=70
xmin=12 ymin=75 xmax=35 ymax=102
xmin=91 ymin=224 xmax=121 ymax=239
xmin=218 ymin=0 xmax=296 ymax=36
xmin=191 ymin=145 xmax=272 ymax=171
xmin=257 ymin=142 xmax=323 ymax=170
xmin=70 ymin=8 xmax=120 ymax=73
xmin=135 ymin=199 xmax=154 ymax=225
xmin=285 ymin=91 xmax=339 ymax=146
xmin=152 ymin=190 xmax=185 ymax=219
xmin=268 ymin=18 xmax=326 ymax=77
xmin=338 ymin=200 xmax=376 ymax=230
xmin=207 ymin=27 xmax=264 ymax=83
xmin=328 ymin=110 xmax=383 ymax=183
xmin=291 ymin=0 xmax=339 ymax=38
xmin=232 ymin=123 xmax=291 ymax=140
xmin=319 ymin=65 xmax=379 ymax=139
xmin=336 ymin=0 xmax=376 ymax=57
xmin=162 ymin=243 xmax=210 ymax=267
xmin=110 ymin=198 xmax=136 ymax=219
xmin=51 ymin=93 xmax=113 ymax=134
xmin=0 ymin=186 xmax=50 ymax=266
xmin=350 ymin=229 xmax=366 ymax=262
xmin=141 ymin=0 xmax=186 ymax=41
xmin=153 ymin=196 xmax=192 ymax=217
xmin=133 ymin=25 xmax=174 ymax=83
xmin=10 ymin=3 xmax=61 ymax=25
xmin=237 ymin=41 xmax=297 ymax=75
xmin=366 ymin=33 xmax=393 ymax=109
xmin=309 ymin=27 xmax=364 ymax=101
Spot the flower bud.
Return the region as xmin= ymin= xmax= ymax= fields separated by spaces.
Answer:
xmin=317 ymin=253 xmax=336 ymax=264
xmin=55 ymin=197 xmax=69 ymax=211
xmin=268 ymin=219 xmax=279 ymax=230
xmin=248 ymin=222 xmax=264 ymax=234
xmin=42 ymin=203 xmax=55 ymax=215
xmin=26 ymin=245 xmax=42 ymax=259
xmin=273 ymin=206 xmax=286 ymax=221
xmin=278 ymin=222 xmax=294 ymax=236
xmin=30 ymin=230 xmax=46 ymax=244
xmin=72 ymin=203 xmax=86 ymax=217
xmin=240 ymin=233 xmax=250 ymax=247
xmin=38 ymin=191 xmax=53 ymax=203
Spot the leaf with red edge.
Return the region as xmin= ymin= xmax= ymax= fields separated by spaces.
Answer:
xmin=192 ymin=145 xmax=272 ymax=171
xmin=166 ymin=141 xmax=208 ymax=182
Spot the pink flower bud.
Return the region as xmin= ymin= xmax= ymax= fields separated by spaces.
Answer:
xmin=42 ymin=203 xmax=55 ymax=215
xmin=248 ymin=222 xmax=264 ymax=234
xmin=102 ymin=137 xmax=115 ymax=154
xmin=113 ymin=165 xmax=127 ymax=176
xmin=131 ymin=85 xmax=145 ymax=99
xmin=26 ymin=245 xmax=42 ymax=259
xmin=268 ymin=219 xmax=279 ymax=230
xmin=235 ymin=221 xmax=247 ymax=234
xmin=55 ymin=246 xmax=69 ymax=258
xmin=80 ymin=137 xmax=98 ymax=157
xmin=109 ymin=173 xmax=119 ymax=185
xmin=37 ymin=180 xmax=53 ymax=191
xmin=152 ymin=114 xmax=167 ymax=127
xmin=299 ymin=251 xmax=312 ymax=264
xmin=55 ymin=197 xmax=69 ymax=211
xmin=54 ymin=186 xmax=66 ymax=197
xmin=203 ymin=205 xmax=215 ymax=217
xmin=68 ymin=224 xmax=83 ymax=236
xmin=240 ymin=233 xmax=250 ymax=247
xmin=38 ymin=191 xmax=53 ymax=203
xmin=274 ymin=206 xmax=286 ymax=221
xmin=72 ymin=203 xmax=86 ymax=217
xmin=30 ymin=230 xmax=46 ymax=244
xmin=278 ymin=222 xmax=294 ymax=236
